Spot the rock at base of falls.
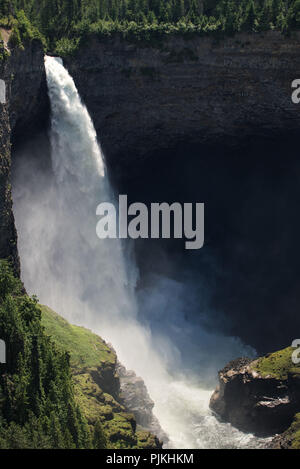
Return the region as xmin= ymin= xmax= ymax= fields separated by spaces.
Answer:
xmin=210 ymin=354 xmax=300 ymax=438
xmin=117 ymin=362 xmax=169 ymax=445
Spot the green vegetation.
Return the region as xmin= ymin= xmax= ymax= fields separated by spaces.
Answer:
xmin=252 ymin=349 xmax=300 ymax=448
xmin=274 ymin=413 xmax=300 ymax=449
xmin=0 ymin=261 xmax=157 ymax=448
xmin=286 ymin=413 xmax=300 ymax=449
xmin=0 ymin=260 xmax=95 ymax=449
xmin=41 ymin=305 xmax=159 ymax=449
xmin=40 ymin=305 xmax=115 ymax=370
xmin=1 ymin=1 xmax=300 ymax=56
xmin=0 ymin=9 xmax=45 ymax=52
xmin=254 ymin=346 xmax=300 ymax=380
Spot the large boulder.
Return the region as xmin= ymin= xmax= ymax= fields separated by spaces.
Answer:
xmin=210 ymin=351 xmax=300 ymax=437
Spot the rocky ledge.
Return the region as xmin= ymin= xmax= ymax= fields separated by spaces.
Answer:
xmin=210 ymin=349 xmax=300 ymax=438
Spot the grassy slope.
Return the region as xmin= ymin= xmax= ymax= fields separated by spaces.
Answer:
xmin=41 ymin=305 xmax=115 ymax=369
xmin=40 ymin=305 xmax=158 ymax=449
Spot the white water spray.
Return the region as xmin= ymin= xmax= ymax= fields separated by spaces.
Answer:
xmin=12 ymin=56 xmax=267 ymax=449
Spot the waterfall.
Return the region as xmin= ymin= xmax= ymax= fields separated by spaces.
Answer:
xmin=12 ymin=56 xmax=267 ymax=449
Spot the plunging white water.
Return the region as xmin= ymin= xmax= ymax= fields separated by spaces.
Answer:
xmin=12 ymin=56 xmax=268 ymax=449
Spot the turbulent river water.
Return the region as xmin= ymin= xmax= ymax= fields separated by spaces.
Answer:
xmin=12 ymin=56 xmax=268 ymax=449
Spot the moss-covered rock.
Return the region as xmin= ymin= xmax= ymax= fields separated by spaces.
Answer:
xmin=271 ymin=413 xmax=300 ymax=449
xmin=254 ymin=347 xmax=300 ymax=380
xmin=135 ymin=430 xmax=161 ymax=449
xmin=40 ymin=305 xmax=161 ymax=449
xmin=286 ymin=414 xmax=300 ymax=449
xmin=210 ymin=349 xmax=300 ymax=437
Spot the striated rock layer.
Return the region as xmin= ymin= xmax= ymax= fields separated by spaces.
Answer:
xmin=65 ymin=31 xmax=300 ymax=179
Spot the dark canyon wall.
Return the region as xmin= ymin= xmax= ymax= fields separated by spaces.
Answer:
xmin=64 ymin=32 xmax=300 ymax=353
xmin=65 ymin=31 xmax=300 ymax=178
xmin=2 ymin=31 xmax=300 ymax=269
xmin=0 ymin=39 xmax=48 ymax=275
xmin=1 ymin=33 xmax=300 ymax=353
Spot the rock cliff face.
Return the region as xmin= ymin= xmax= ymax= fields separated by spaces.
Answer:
xmin=1 ymin=32 xmax=300 ymax=272
xmin=271 ymin=413 xmax=300 ymax=449
xmin=0 ymin=39 xmax=48 ymax=275
xmin=117 ymin=363 xmax=169 ymax=444
xmin=2 ymin=31 xmax=300 ymax=272
xmin=9 ymin=40 xmax=49 ymax=141
xmin=63 ymin=31 xmax=300 ymax=356
xmin=210 ymin=352 xmax=300 ymax=437
xmin=65 ymin=31 xmax=300 ymax=179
